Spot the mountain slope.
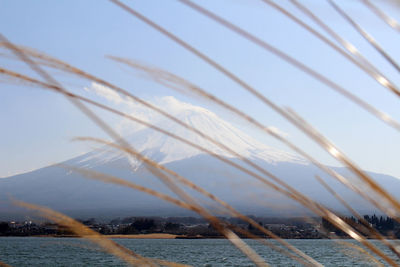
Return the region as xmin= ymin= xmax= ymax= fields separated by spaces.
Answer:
xmin=1 ymin=96 xmax=399 ymax=219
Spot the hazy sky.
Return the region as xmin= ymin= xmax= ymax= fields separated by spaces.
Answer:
xmin=1 ymin=0 xmax=400 ymax=178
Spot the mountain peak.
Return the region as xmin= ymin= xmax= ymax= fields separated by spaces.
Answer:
xmin=77 ymin=96 xmax=307 ymax=168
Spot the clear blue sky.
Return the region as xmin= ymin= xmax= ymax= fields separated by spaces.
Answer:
xmin=1 ymin=0 xmax=400 ymax=178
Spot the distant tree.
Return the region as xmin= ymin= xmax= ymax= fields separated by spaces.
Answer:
xmin=121 ymin=217 xmax=136 ymax=224
xmin=110 ymin=218 xmax=121 ymax=225
xmin=164 ymin=222 xmax=181 ymax=231
xmin=120 ymin=224 xmax=137 ymax=234
xmin=82 ymin=218 xmax=96 ymax=226
xmin=0 ymin=222 xmax=9 ymax=235
xmin=132 ymin=218 xmax=155 ymax=231
xmin=371 ymin=214 xmax=378 ymax=226
xmin=322 ymin=217 xmax=336 ymax=233
xmin=386 ymin=217 xmax=394 ymax=230
xmin=322 ymin=217 xmax=349 ymax=236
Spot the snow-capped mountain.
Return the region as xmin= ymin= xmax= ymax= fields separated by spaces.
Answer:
xmin=72 ymin=96 xmax=306 ymax=169
xmin=1 ymin=96 xmax=399 ymax=220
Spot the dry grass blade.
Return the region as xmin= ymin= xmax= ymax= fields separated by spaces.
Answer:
xmin=315 ymin=210 xmax=398 ymax=266
xmin=225 ymin=226 xmax=309 ymax=265
xmin=263 ymin=0 xmax=400 ymax=99
xmin=61 ymin=164 xmax=196 ymax=212
xmin=286 ymin=108 xmax=400 ymax=217
xmin=337 ymin=241 xmax=385 ymax=267
xmin=303 ymin=203 xmax=398 ymax=265
xmin=224 ymin=233 xmax=269 ymax=267
xmin=362 ymin=0 xmax=400 ymax=33
xmin=0 ymin=34 xmax=136 ymax=161
xmin=289 ymin=214 xmax=388 ymax=266
xmin=289 ymin=0 xmax=400 ymax=95
xmin=315 ymin=175 xmax=400 ymax=258
xmin=327 ymin=0 xmax=400 ymax=75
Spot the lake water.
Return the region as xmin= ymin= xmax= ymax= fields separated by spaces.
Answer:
xmin=1 ymin=237 xmax=400 ymax=266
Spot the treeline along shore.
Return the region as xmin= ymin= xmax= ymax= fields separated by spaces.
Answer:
xmin=1 ymin=215 xmax=399 ymax=239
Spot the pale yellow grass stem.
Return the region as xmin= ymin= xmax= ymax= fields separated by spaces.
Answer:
xmin=327 ymin=0 xmax=400 ymax=74
xmin=362 ymin=0 xmax=400 ymax=33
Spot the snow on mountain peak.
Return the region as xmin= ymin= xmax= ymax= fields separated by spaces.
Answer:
xmin=78 ymin=95 xmax=306 ymax=168
xmin=152 ymin=96 xmax=217 ymax=120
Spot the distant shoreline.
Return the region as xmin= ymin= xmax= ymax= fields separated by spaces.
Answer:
xmin=19 ymin=233 xmax=181 ymax=239
xmin=2 ymin=235 xmax=398 ymax=240
xmin=2 ymin=233 xmax=217 ymax=239
xmin=108 ymin=233 xmax=178 ymax=239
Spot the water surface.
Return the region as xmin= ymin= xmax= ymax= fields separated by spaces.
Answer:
xmin=1 ymin=237 xmax=399 ymax=266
